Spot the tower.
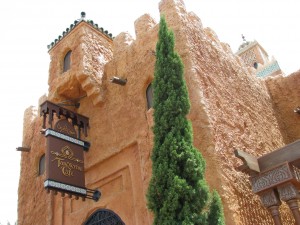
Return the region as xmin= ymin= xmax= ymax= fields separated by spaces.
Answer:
xmin=236 ymin=36 xmax=283 ymax=78
xmin=47 ymin=11 xmax=113 ymax=106
xmin=17 ymin=12 xmax=118 ymax=225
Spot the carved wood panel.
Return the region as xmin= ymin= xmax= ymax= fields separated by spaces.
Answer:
xmin=251 ymin=163 xmax=294 ymax=193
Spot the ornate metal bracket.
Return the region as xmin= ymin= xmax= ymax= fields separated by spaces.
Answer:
xmin=86 ymin=189 xmax=101 ymax=202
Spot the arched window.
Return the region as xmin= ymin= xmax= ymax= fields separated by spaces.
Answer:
xmin=253 ymin=62 xmax=258 ymax=69
xmin=84 ymin=209 xmax=125 ymax=225
xmin=63 ymin=50 xmax=72 ymax=72
xmin=38 ymin=154 xmax=45 ymax=175
xmin=146 ymin=83 xmax=154 ymax=110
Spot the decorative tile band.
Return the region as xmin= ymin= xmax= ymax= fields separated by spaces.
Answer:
xmin=44 ymin=180 xmax=87 ymax=195
xmin=45 ymin=129 xmax=84 ymax=147
xmin=256 ymin=61 xmax=280 ymax=78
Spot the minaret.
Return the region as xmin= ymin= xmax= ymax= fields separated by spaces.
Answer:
xmin=236 ymin=35 xmax=283 ymax=78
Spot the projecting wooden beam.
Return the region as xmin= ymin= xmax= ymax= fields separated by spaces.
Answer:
xmin=234 ymin=149 xmax=260 ymax=173
xmin=258 ymin=140 xmax=300 ymax=172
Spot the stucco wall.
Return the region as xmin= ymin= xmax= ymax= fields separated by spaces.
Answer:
xmin=18 ymin=103 xmax=51 ymax=225
xmin=265 ymin=71 xmax=300 ymax=144
xmin=18 ymin=0 xmax=299 ymax=225
xmin=158 ymin=1 xmax=290 ymax=224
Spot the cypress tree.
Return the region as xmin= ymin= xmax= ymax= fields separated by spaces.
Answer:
xmin=207 ymin=190 xmax=226 ymax=225
xmin=147 ymin=16 xmax=210 ymax=225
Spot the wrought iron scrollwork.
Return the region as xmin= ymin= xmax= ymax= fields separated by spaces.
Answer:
xmin=84 ymin=209 xmax=125 ymax=225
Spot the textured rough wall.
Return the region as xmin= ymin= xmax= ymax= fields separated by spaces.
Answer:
xmin=159 ymin=0 xmax=291 ymax=224
xmin=48 ymin=22 xmax=113 ymax=106
xmin=265 ymin=71 xmax=300 ymax=144
xmin=18 ymin=0 xmax=298 ymax=225
xmin=18 ymin=103 xmax=52 ymax=225
xmin=71 ymin=15 xmax=159 ymax=225
xmin=34 ymin=14 xmax=159 ymax=225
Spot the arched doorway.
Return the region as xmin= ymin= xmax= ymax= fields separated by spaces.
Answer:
xmin=84 ymin=209 xmax=125 ymax=225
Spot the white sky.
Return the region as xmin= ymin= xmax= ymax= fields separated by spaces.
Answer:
xmin=0 ymin=0 xmax=299 ymax=223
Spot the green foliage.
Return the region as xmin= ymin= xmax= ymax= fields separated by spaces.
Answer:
xmin=207 ymin=190 xmax=225 ymax=225
xmin=146 ymin=16 xmax=211 ymax=225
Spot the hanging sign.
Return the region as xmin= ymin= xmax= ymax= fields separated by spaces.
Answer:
xmin=40 ymin=101 xmax=99 ymax=201
xmin=44 ymin=123 xmax=87 ymax=196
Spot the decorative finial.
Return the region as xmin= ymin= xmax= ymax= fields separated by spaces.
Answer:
xmin=242 ymin=34 xmax=246 ymax=42
xmin=81 ymin=12 xmax=86 ymax=19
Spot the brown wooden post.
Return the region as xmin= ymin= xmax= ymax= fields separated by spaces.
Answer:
xmin=278 ymin=183 xmax=300 ymax=225
xmin=234 ymin=147 xmax=300 ymax=224
xmin=286 ymin=199 xmax=300 ymax=225
xmin=268 ymin=205 xmax=283 ymax=225
xmin=259 ymin=189 xmax=283 ymax=225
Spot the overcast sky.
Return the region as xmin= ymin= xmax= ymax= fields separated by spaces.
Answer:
xmin=0 ymin=0 xmax=299 ymax=223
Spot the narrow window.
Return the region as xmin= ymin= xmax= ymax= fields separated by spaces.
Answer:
xmin=63 ymin=50 xmax=72 ymax=72
xmin=38 ymin=154 xmax=45 ymax=175
xmin=146 ymin=83 xmax=154 ymax=110
xmin=253 ymin=62 xmax=258 ymax=69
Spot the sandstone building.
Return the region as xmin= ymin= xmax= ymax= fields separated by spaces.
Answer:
xmin=18 ymin=0 xmax=300 ymax=224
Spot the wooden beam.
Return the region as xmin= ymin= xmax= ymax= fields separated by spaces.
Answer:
xmin=258 ymin=140 xmax=300 ymax=172
xmin=234 ymin=149 xmax=260 ymax=173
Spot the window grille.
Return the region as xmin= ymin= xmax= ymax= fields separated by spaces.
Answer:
xmin=84 ymin=209 xmax=125 ymax=225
